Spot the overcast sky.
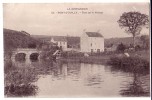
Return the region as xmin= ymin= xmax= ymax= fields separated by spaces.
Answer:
xmin=3 ymin=3 xmax=149 ymax=38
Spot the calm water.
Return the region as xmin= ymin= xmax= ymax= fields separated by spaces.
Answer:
xmin=6 ymin=59 xmax=150 ymax=97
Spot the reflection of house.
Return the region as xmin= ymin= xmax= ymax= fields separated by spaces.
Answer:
xmin=81 ymin=31 xmax=104 ymax=53
xmin=51 ymin=37 xmax=67 ymax=51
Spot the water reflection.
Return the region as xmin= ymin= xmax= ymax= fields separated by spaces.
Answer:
xmin=109 ymin=63 xmax=150 ymax=97
xmin=80 ymin=63 xmax=103 ymax=88
xmin=120 ymin=73 xmax=150 ymax=97
xmin=4 ymin=59 xmax=150 ymax=97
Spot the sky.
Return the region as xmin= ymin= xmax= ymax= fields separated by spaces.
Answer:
xmin=3 ymin=3 xmax=150 ymax=38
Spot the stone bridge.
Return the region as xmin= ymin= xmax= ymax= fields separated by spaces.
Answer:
xmin=11 ymin=48 xmax=61 ymax=61
xmin=11 ymin=48 xmax=41 ymax=61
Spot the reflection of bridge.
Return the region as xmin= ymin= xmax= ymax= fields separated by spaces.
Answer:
xmin=11 ymin=48 xmax=62 ymax=61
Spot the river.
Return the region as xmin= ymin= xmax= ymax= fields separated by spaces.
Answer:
xmin=5 ymin=59 xmax=150 ymax=97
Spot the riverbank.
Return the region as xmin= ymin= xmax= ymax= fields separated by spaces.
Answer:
xmin=4 ymin=50 xmax=150 ymax=97
xmin=60 ymin=50 xmax=149 ymax=64
xmin=108 ymin=56 xmax=150 ymax=74
xmin=60 ymin=56 xmax=110 ymax=64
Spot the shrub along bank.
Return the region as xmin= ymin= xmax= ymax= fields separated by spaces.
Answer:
xmin=108 ymin=56 xmax=149 ymax=74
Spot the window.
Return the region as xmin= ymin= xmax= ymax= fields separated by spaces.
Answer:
xmin=91 ymin=43 xmax=92 ymax=46
xmin=91 ymin=49 xmax=93 ymax=53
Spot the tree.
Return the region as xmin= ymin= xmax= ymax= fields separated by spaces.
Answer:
xmin=28 ymin=43 xmax=37 ymax=48
xmin=118 ymin=12 xmax=149 ymax=48
xmin=140 ymin=35 xmax=149 ymax=49
xmin=117 ymin=43 xmax=126 ymax=52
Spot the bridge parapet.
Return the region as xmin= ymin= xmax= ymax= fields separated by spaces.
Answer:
xmin=11 ymin=48 xmax=43 ymax=56
xmin=16 ymin=48 xmax=38 ymax=51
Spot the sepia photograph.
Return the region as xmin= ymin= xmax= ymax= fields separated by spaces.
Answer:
xmin=3 ymin=3 xmax=150 ymax=98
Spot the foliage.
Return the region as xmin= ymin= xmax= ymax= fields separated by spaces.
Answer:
xmin=4 ymin=67 xmax=39 ymax=97
xmin=116 ymin=43 xmax=126 ymax=52
xmin=4 ymin=28 xmax=41 ymax=51
xmin=62 ymin=51 xmax=84 ymax=58
xmin=108 ymin=56 xmax=149 ymax=74
xmin=5 ymin=84 xmax=38 ymax=97
xmin=4 ymin=58 xmax=56 ymax=97
xmin=140 ymin=35 xmax=149 ymax=49
xmin=66 ymin=36 xmax=80 ymax=49
xmin=5 ymin=68 xmax=38 ymax=86
xmin=39 ymin=45 xmax=61 ymax=60
xmin=118 ymin=12 xmax=149 ymax=47
xmin=135 ymin=45 xmax=141 ymax=51
xmin=28 ymin=43 xmax=37 ymax=48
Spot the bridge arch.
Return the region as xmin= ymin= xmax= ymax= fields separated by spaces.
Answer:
xmin=15 ymin=53 xmax=26 ymax=61
xmin=11 ymin=48 xmax=41 ymax=61
xmin=30 ymin=53 xmax=39 ymax=61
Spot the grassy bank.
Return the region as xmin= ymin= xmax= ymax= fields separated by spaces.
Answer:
xmin=61 ymin=50 xmax=149 ymax=64
xmin=60 ymin=55 xmax=111 ymax=64
xmin=60 ymin=50 xmax=150 ymax=75
xmin=61 ymin=51 xmax=117 ymax=64
xmin=108 ymin=56 xmax=150 ymax=74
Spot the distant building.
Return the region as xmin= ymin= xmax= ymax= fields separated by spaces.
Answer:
xmin=51 ymin=37 xmax=67 ymax=51
xmin=81 ymin=31 xmax=104 ymax=53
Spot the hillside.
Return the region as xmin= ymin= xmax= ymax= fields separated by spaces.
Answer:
xmin=32 ymin=35 xmax=147 ymax=48
xmin=32 ymin=35 xmax=80 ymax=47
xmin=104 ymin=37 xmax=143 ymax=47
xmin=67 ymin=36 xmax=80 ymax=46
xmin=4 ymin=28 xmax=40 ymax=51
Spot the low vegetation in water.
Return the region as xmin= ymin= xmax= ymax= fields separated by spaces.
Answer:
xmin=5 ymin=84 xmax=38 ymax=97
xmin=4 ymin=59 xmax=55 ymax=97
xmin=4 ymin=66 xmax=39 ymax=97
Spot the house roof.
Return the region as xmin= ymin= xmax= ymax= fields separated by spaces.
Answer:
xmin=86 ymin=32 xmax=103 ymax=37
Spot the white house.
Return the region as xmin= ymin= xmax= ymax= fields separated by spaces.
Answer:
xmin=51 ymin=37 xmax=67 ymax=51
xmin=81 ymin=31 xmax=104 ymax=53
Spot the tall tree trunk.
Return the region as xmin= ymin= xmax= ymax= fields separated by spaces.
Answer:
xmin=133 ymin=36 xmax=135 ymax=48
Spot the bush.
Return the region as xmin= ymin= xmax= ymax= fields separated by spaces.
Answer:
xmin=135 ymin=45 xmax=141 ymax=51
xmin=5 ymin=68 xmax=39 ymax=97
xmin=90 ymin=52 xmax=105 ymax=56
xmin=117 ymin=43 xmax=126 ymax=52
xmin=108 ymin=56 xmax=149 ymax=74
xmin=5 ymin=84 xmax=38 ymax=97
xmin=62 ymin=51 xmax=84 ymax=58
